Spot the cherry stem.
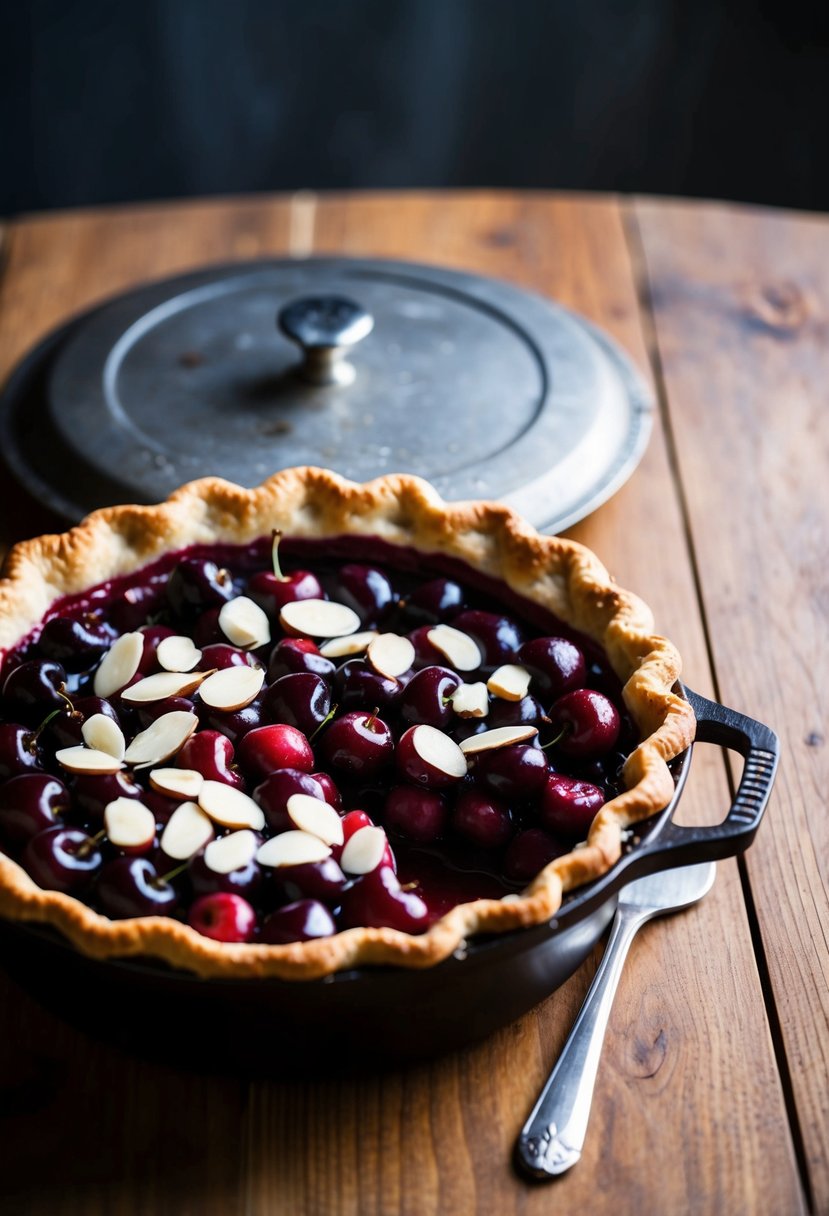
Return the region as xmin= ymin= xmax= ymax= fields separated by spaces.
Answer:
xmin=364 ymin=706 xmax=380 ymax=733
xmin=57 ymin=684 xmax=81 ymax=719
xmin=310 ymin=703 xmax=338 ymax=742
xmin=271 ymin=529 xmax=287 ymax=582
xmin=77 ymin=828 xmax=107 ymax=858
xmin=541 ymin=724 xmax=570 ymax=750
xmin=25 ymin=707 xmax=64 ymax=752
xmin=154 ymin=860 xmax=189 ymax=887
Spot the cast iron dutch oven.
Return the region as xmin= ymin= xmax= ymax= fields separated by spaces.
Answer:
xmin=0 ymin=687 xmax=778 ymax=1074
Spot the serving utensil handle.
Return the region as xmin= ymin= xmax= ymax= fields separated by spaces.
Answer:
xmin=515 ymin=903 xmax=648 ymax=1178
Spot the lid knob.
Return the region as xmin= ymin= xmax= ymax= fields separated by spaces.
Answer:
xmin=277 ymin=295 xmax=374 ymax=386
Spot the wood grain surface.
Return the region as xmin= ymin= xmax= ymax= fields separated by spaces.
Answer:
xmin=0 ymin=191 xmax=820 ymax=1215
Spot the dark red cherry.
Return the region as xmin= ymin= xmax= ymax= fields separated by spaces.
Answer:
xmin=0 ymin=723 xmax=45 ymax=780
xmin=237 ymin=723 xmax=314 ymax=780
xmin=340 ymin=865 xmax=429 ymax=934
xmin=473 ymin=744 xmax=548 ymax=801
xmin=3 ymin=660 xmax=68 ymax=724
xmin=519 ymin=637 xmax=586 ymax=700
xmin=198 ymin=643 xmax=262 ymax=672
xmin=548 ymin=689 xmax=621 ymax=759
xmin=486 ymin=694 xmax=549 ymax=730
xmin=267 ymin=638 xmax=335 ymax=682
xmin=399 ymin=665 xmax=461 ymax=730
xmin=383 ymin=784 xmax=448 ymax=843
xmin=319 ymin=711 xmax=394 ymax=778
xmin=335 ymin=564 xmax=394 ymax=626
xmin=406 ymin=578 xmax=466 ymax=626
xmin=136 ymin=625 xmax=177 ymax=674
xmin=23 ymin=826 xmax=102 ymax=893
xmin=271 ymin=856 xmax=348 ymax=906
xmin=177 ymin=729 xmax=244 ymax=789
xmin=48 ymin=695 xmax=121 ymax=750
xmin=110 ymin=582 xmax=166 ymax=633
xmin=249 ymin=568 xmax=323 ymax=613
xmin=333 ymin=659 xmax=399 ymax=713
xmin=166 ymin=557 xmax=234 ymax=621
xmin=98 ymin=856 xmax=180 ymax=918
xmin=263 ymin=672 xmax=332 ymax=738
xmin=395 ymin=724 xmax=466 ymax=791
xmin=311 ymin=771 xmax=342 ymax=809
xmin=452 ymin=788 xmax=514 ymax=849
xmin=189 ymin=847 xmax=262 ymax=901
xmin=188 ymin=892 xmax=257 ymax=943
xmin=503 ymin=828 xmax=566 ymax=883
xmin=260 ymin=898 xmax=336 ymax=944
xmin=331 ymin=810 xmax=395 ymax=871
xmin=38 ymin=614 xmax=111 ymax=672
xmin=134 ymin=696 xmax=195 ymax=730
xmin=408 ymin=626 xmax=448 ymax=669
xmin=198 ymin=697 xmax=264 ymax=746
xmin=73 ymin=771 xmax=144 ymax=822
xmin=451 ymin=610 xmax=524 ymax=672
xmin=253 ymin=768 xmax=328 ymax=832
xmin=539 ymin=774 xmax=605 ymax=840
xmin=0 ymin=774 xmax=70 ymax=847
xmin=193 ymin=607 xmax=225 ymax=648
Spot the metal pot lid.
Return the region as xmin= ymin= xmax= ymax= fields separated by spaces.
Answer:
xmin=0 ymin=256 xmax=653 ymax=532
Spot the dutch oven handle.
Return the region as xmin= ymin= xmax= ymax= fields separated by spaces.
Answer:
xmin=619 ymin=687 xmax=779 ymax=875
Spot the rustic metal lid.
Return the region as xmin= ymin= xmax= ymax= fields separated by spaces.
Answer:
xmin=0 ymin=257 xmax=653 ymax=532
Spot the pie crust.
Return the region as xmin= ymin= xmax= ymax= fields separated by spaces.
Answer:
xmin=0 ymin=468 xmax=695 ymax=979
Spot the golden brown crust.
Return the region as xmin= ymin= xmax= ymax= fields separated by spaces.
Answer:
xmin=0 ymin=468 xmax=695 ymax=979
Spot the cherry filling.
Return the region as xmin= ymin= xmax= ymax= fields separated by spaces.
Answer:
xmin=0 ymin=536 xmax=638 ymax=945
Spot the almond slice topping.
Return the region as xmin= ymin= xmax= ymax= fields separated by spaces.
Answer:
xmin=340 ymin=826 xmax=388 ymax=875
xmin=285 ymin=793 xmax=344 ymax=846
xmin=198 ymin=665 xmax=265 ymax=711
xmin=218 ymin=596 xmax=271 ymax=650
xmin=279 ymin=598 xmax=361 ymax=639
xmin=123 ymin=710 xmax=198 ymax=766
xmin=93 ymin=632 xmax=144 ymax=698
xmin=160 ymin=801 xmax=214 ymax=860
xmin=487 ymin=664 xmax=531 ymax=702
xmin=426 ymin=624 xmax=482 ymax=672
xmin=256 ymin=830 xmax=332 ymax=868
xmin=121 ymin=670 xmax=208 ymax=704
xmin=149 ymin=767 xmax=204 ymax=800
xmin=55 ymin=745 xmax=124 ymax=775
xmin=81 ymin=713 xmax=126 ymax=760
xmin=156 ymin=635 xmax=202 ymax=673
xmin=204 ymin=829 xmax=258 ymax=875
xmin=198 ymin=780 xmax=265 ymax=830
xmin=319 ymin=630 xmax=378 ymax=659
xmin=412 ymin=724 xmax=468 ymax=778
xmin=451 ymin=682 xmax=490 ymax=719
xmin=367 ymin=633 xmax=415 ymax=680
xmin=104 ymin=798 xmax=156 ymax=850
xmin=459 ymin=725 xmax=538 ymax=755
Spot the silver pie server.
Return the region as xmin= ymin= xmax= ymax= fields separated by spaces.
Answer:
xmin=516 ymin=860 xmax=717 ymax=1180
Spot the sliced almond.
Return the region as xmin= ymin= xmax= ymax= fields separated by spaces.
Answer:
xmin=319 ymin=630 xmax=378 ymax=659
xmin=156 ymin=635 xmax=202 ymax=673
xmin=121 ymin=670 xmax=208 ymax=704
xmin=218 ymin=596 xmax=271 ymax=650
xmin=123 ymin=710 xmax=198 ymax=766
xmin=426 ymin=624 xmax=482 ymax=672
xmin=285 ymin=793 xmax=344 ymax=846
xmin=104 ymin=797 xmax=156 ymax=850
xmin=81 ymin=713 xmax=126 ymax=760
xmin=93 ymin=632 xmax=144 ymax=698
xmin=412 ymin=724 xmax=467 ymax=779
xmin=160 ymin=800 xmax=215 ymax=860
xmin=198 ymin=665 xmax=265 ymax=711
xmin=279 ymin=598 xmax=361 ymax=639
xmin=340 ymin=826 xmax=388 ymax=875
xmin=198 ymin=780 xmax=265 ymax=830
xmin=367 ymin=633 xmax=415 ymax=680
xmin=451 ymin=682 xmax=490 ymax=719
xmin=55 ymin=745 xmax=124 ymax=775
xmin=459 ymin=724 xmax=538 ymax=755
xmin=204 ymin=829 xmax=258 ymax=875
xmin=487 ymin=664 xmax=531 ymax=702
xmin=149 ymin=767 xmax=204 ymax=800
xmin=256 ymin=830 xmax=332 ymax=868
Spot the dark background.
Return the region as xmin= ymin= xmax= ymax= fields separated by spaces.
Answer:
xmin=2 ymin=0 xmax=829 ymax=216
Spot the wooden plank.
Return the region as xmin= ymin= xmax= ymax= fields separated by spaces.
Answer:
xmin=237 ymin=191 xmax=803 ymax=1215
xmin=635 ymin=194 xmax=829 ymax=1210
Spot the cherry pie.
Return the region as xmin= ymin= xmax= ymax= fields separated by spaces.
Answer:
xmin=0 ymin=469 xmax=694 ymax=978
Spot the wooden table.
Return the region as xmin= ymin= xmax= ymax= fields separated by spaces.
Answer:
xmin=0 ymin=191 xmax=826 ymax=1216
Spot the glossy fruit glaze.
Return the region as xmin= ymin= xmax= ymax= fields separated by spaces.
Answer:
xmin=0 ymin=535 xmax=637 ymax=944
